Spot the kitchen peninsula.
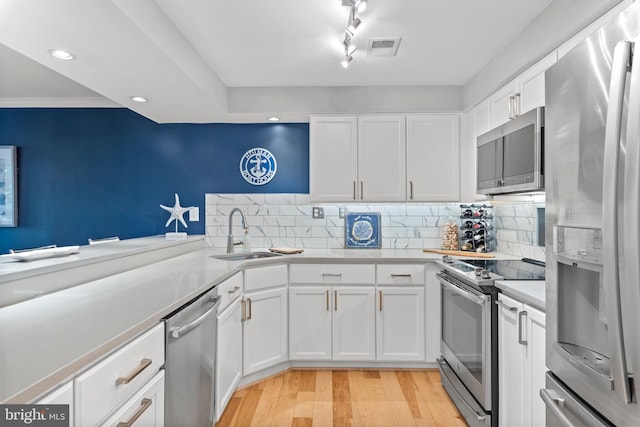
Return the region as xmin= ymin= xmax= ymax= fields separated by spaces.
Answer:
xmin=0 ymin=235 xmax=530 ymax=414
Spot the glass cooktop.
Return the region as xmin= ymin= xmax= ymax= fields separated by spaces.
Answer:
xmin=461 ymin=258 xmax=545 ymax=280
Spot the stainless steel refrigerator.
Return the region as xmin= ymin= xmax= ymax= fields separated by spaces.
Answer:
xmin=543 ymin=2 xmax=640 ymax=425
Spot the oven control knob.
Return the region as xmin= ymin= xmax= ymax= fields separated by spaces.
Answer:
xmin=474 ymin=267 xmax=483 ymax=276
xmin=442 ymin=255 xmax=453 ymax=264
xmin=482 ymin=269 xmax=491 ymax=279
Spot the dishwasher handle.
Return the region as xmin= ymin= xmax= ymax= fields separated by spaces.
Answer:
xmin=170 ymin=296 xmax=221 ymax=339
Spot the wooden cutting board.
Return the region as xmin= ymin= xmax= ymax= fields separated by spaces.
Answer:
xmin=423 ymin=249 xmax=495 ymax=258
xmin=269 ymin=247 xmax=304 ymax=255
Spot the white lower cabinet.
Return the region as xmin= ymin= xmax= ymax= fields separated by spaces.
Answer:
xmin=289 ymin=286 xmax=332 ymax=360
xmin=333 ymin=287 xmax=376 ymax=361
xmin=215 ymin=296 xmax=242 ymax=421
xmin=289 ymin=286 xmax=375 ymax=361
xmin=498 ymin=293 xmax=546 ymax=427
xmin=425 ymin=263 xmax=442 ymax=363
xmin=243 ymin=286 xmax=288 ymax=374
xmin=75 ymin=323 xmax=165 ymax=427
xmin=376 ymin=287 xmax=425 ymax=361
xmin=101 ymin=371 xmax=165 ymax=427
xmin=36 ymin=381 xmax=74 ymax=426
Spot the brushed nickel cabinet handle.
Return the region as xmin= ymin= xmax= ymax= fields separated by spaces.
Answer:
xmin=228 ymin=286 xmax=240 ymax=294
xmin=247 ymin=298 xmax=252 ymax=320
xmin=241 ymin=299 xmax=247 ymax=322
xmin=391 ymin=274 xmax=412 ymax=278
xmin=326 ymin=290 xmax=330 ymax=311
xmin=514 ymin=92 xmax=521 ymax=117
xmin=379 ymin=290 xmax=383 ymax=311
xmin=519 ymin=310 xmax=528 ymax=345
xmin=360 ymin=181 xmax=364 ymax=200
xmin=353 ymin=181 xmax=357 ymax=200
xmin=117 ymin=398 xmax=152 ymax=427
xmin=495 ymin=299 xmax=517 ymax=312
xmin=409 ymin=181 xmax=414 ymax=200
xmin=334 ymin=290 xmax=338 ymax=311
xmin=116 ymin=358 xmax=152 ymax=386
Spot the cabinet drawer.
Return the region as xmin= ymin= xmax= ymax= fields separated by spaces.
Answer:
xmin=101 ymin=371 xmax=165 ymax=427
xmin=377 ymin=264 xmax=425 ymax=284
xmin=217 ymin=272 xmax=243 ymax=312
xmin=289 ymin=264 xmax=375 ymax=284
xmin=75 ymin=323 xmax=164 ymax=427
xmin=245 ymin=264 xmax=287 ymax=292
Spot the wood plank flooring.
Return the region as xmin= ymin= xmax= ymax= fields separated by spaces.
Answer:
xmin=215 ymin=369 xmax=466 ymax=427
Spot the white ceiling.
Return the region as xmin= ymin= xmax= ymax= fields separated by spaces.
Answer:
xmin=0 ymin=0 xmax=568 ymax=123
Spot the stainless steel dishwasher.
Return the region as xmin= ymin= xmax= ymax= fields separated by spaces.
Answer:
xmin=164 ymin=286 xmax=220 ymax=427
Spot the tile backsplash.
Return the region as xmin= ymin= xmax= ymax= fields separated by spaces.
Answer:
xmin=205 ymin=193 xmax=545 ymax=261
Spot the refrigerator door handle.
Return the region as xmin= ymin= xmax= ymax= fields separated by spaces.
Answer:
xmin=602 ymin=40 xmax=633 ymax=404
xmin=624 ymin=36 xmax=640 ymax=399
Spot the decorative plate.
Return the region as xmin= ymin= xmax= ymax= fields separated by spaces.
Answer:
xmin=345 ymin=213 xmax=381 ymax=249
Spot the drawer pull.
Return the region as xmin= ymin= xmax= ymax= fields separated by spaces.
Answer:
xmin=116 ymin=358 xmax=152 ymax=386
xmin=379 ymin=290 xmax=383 ymax=311
xmin=390 ymin=274 xmax=412 ymax=278
xmin=228 ymin=286 xmax=240 ymax=294
xmin=117 ymin=398 xmax=153 ymax=427
xmin=322 ymin=273 xmax=342 ymax=277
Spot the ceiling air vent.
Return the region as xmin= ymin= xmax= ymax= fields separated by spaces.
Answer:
xmin=366 ymin=37 xmax=402 ymax=57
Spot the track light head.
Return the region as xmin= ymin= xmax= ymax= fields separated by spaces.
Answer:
xmin=340 ymin=55 xmax=353 ymax=69
xmin=346 ymin=17 xmax=361 ymax=36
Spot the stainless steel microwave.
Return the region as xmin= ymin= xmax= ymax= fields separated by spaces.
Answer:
xmin=477 ymin=107 xmax=544 ymax=195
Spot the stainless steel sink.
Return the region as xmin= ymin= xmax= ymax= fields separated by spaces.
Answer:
xmin=211 ymin=251 xmax=283 ymax=261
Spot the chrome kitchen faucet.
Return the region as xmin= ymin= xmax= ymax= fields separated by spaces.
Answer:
xmin=226 ymin=207 xmax=248 ymax=253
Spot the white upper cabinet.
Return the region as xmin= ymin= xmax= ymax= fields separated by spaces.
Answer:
xmin=406 ymin=115 xmax=460 ymax=201
xmin=310 ymin=114 xmax=460 ymax=202
xmin=357 ymin=116 xmax=407 ymax=202
xmin=516 ymin=52 xmax=557 ymax=114
xmin=489 ymin=81 xmax=519 ymax=128
xmin=309 ymin=116 xmax=358 ymax=202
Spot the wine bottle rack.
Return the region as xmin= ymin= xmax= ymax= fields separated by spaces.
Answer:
xmin=459 ymin=204 xmax=495 ymax=253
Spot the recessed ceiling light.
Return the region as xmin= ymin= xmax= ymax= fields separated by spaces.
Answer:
xmin=268 ymin=116 xmax=280 ymax=122
xmin=49 ymin=49 xmax=74 ymax=60
xmin=130 ymin=96 xmax=148 ymax=103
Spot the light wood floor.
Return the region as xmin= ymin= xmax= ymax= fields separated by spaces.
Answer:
xmin=215 ymin=369 xmax=466 ymax=427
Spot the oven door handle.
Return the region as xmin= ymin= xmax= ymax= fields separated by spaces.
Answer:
xmin=437 ymin=273 xmax=485 ymax=305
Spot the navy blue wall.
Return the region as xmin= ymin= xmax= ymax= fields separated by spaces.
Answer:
xmin=0 ymin=108 xmax=309 ymax=254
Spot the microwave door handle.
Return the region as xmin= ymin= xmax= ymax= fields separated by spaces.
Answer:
xmin=602 ymin=40 xmax=633 ymax=404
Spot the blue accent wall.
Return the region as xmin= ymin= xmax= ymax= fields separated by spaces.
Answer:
xmin=0 ymin=108 xmax=309 ymax=254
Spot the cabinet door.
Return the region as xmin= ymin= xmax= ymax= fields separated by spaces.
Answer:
xmin=406 ymin=115 xmax=460 ymax=201
xmin=516 ymin=52 xmax=557 ymax=114
xmin=524 ymin=306 xmax=546 ymax=427
xmin=357 ymin=116 xmax=406 ymax=201
xmin=310 ymin=116 xmax=358 ymax=202
xmin=333 ymin=287 xmax=376 ymax=360
xmin=289 ymin=286 xmax=332 ymax=360
xmin=490 ymin=81 xmax=518 ymax=127
xmin=425 ymin=263 xmax=441 ymax=363
xmin=243 ymin=287 xmax=288 ymax=375
xmin=376 ymin=287 xmax=425 ymax=361
xmin=36 ymin=381 xmax=74 ymax=426
xmin=498 ymin=294 xmax=526 ymax=427
xmin=216 ymin=297 xmax=242 ymax=420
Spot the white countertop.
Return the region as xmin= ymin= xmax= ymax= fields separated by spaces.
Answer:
xmin=0 ymin=238 xmax=522 ymax=403
xmin=495 ymin=280 xmax=545 ymax=311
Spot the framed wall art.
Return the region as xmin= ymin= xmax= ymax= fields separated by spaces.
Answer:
xmin=0 ymin=146 xmax=17 ymax=227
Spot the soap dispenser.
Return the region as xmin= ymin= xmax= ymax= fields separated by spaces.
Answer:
xmin=242 ymin=228 xmax=251 ymax=252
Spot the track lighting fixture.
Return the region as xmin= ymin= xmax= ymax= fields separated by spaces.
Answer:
xmin=339 ymin=1 xmax=368 ymax=68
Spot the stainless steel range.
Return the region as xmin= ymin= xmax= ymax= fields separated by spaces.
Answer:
xmin=436 ymin=257 xmax=545 ymax=427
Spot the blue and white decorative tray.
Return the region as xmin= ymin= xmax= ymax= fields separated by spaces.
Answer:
xmin=345 ymin=213 xmax=381 ymax=249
